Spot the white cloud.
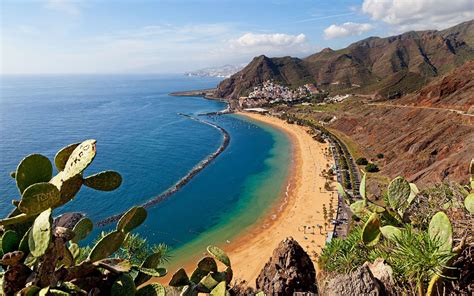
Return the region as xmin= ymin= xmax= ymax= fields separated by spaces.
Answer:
xmin=233 ymin=33 xmax=307 ymax=47
xmin=45 ymin=0 xmax=81 ymax=16
xmin=324 ymin=22 xmax=374 ymax=39
xmin=362 ymin=0 xmax=474 ymax=31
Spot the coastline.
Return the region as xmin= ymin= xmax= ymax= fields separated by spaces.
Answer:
xmin=226 ymin=112 xmax=336 ymax=285
xmin=158 ymin=112 xmax=336 ymax=287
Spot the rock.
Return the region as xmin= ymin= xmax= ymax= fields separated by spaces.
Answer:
xmin=255 ymin=237 xmax=317 ymax=295
xmin=364 ymin=259 xmax=395 ymax=294
xmin=53 ymin=212 xmax=85 ymax=229
xmin=323 ymin=265 xmax=383 ymax=296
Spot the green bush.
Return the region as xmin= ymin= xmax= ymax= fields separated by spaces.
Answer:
xmin=365 ymin=163 xmax=379 ymax=172
xmin=377 ymin=153 xmax=384 ymax=159
xmin=356 ymin=157 xmax=368 ymax=165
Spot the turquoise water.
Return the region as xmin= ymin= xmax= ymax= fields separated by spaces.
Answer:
xmin=0 ymin=74 xmax=290 ymax=261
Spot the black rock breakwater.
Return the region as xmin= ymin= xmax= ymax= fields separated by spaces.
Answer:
xmin=97 ymin=113 xmax=230 ymax=227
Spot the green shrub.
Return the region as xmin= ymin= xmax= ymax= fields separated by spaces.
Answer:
xmin=377 ymin=153 xmax=384 ymax=159
xmin=365 ymin=163 xmax=379 ymax=172
xmin=356 ymin=157 xmax=368 ymax=165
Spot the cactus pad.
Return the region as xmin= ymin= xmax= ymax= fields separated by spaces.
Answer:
xmin=350 ymin=200 xmax=368 ymax=218
xmin=88 ymin=230 xmax=125 ymax=262
xmin=54 ymin=143 xmax=80 ymax=172
xmin=387 ymin=177 xmax=411 ymax=210
xmin=136 ymin=283 xmax=166 ymax=296
xmin=197 ymin=273 xmax=220 ymax=292
xmin=380 ymin=225 xmax=402 ymax=242
xmin=136 ymin=267 xmax=167 ymax=277
xmin=169 ymin=268 xmax=190 ymax=286
xmin=117 ymin=206 xmax=147 ymax=233
xmin=0 ymin=213 xmax=30 ymax=226
xmin=360 ymin=173 xmax=367 ymax=201
xmin=84 ymin=171 xmax=122 ymax=191
xmin=428 ymin=212 xmax=453 ymax=253
xmin=111 ymin=274 xmax=136 ymax=296
xmin=336 ymin=183 xmax=350 ymax=204
xmin=71 ymin=217 xmax=93 ymax=243
xmin=465 ymin=193 xmax=474 ymax=215
xmin=29 ymin=208 xmax=53 ymax=257
xmin=2 ymin=230 xmax=20 ymax=253
xmin=63 ymin=139 xmax=97 ymax=179
xmin=362 ymin=213 xmax=381 ymax=246
xmin=210 ymin=281 xmax=227 ymax=296
xmin=207 ymin=245 xmax=231 ymax=267
xmin=53 ymin=173 xmax=84 ymax=207
xmin=16 ymin=154 xmax=53 ymax=194
xmin=69 ymin=243 xmax=80 ymax=261
xmin=135 ymin=251 xmax=166 ymax=286
xmin=19 ymin=182 xmax=61 ymax=215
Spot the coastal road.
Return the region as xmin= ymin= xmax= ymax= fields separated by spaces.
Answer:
xmin=368 ymin=103 xmax=474 ymax=117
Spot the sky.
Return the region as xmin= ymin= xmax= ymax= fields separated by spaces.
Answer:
xmin=1 ymin=0 xmax=473 ymax=74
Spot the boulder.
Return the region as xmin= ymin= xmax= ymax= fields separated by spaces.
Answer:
xmin=255 ymin=237 xmax=317 ymax=295
xmin=323 ymin=265 xmax=383 ymax=296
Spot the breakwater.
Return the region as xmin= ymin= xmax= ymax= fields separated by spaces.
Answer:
xmin=96 ymin=113 xmax=230 ymax=227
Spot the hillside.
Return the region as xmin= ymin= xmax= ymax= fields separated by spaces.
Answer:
xmin=216 ymin=20 xmax=474 ymax=102
xmin=282 ymin=60 xmax=473 ymax=188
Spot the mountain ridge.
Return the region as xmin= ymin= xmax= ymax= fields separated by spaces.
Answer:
xmin=216 ymin=20 xmax=474 ymax=103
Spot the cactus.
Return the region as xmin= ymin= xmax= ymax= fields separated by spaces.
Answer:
xmin=28 ymin=208 xmax=52 ymax=257
xmin=1 ymin=230 xmax=20 ymax=254
xmin=54 ymin=173 xmax=84 ymax=207
xmin=136 ymin=283 xmax=166 ymax=296
xmin=169 ymin=268 xmax=190 ymax=286
xmin=362 ymin=213 xmax=381 ymax=246
xmin=197 ymin=273 xmax=221 ymax=292
xmin=207 ymin=245 xmax=231 ymax=267
xmin=84 ymin=170 xmax=122 ymax=191
xmin=350 ymin=200 xmax=368 ymax=218
xmin=71 ymin=217 xmax=93 ymax=243
xmin=18 ymin=182 xmax=61 ymax=215
xmin=136 ymin=267 xmax=167 ymax=277
xmin=360 ymin=173 xmax=367 ymax=202
xmin=15 ymin=154 xmax=53 ymax=194
xmin=63 ymin=139 xmax=97 ymax=179
xmin=111 ymin=274 xmax=136 ymax=296
xmin=88 ymin=230 xmax=125 ymax=262
xmin=428 ymin=212 xmax=453 ymax=253
xmin=380 ymin=225 xmax=402 ymax=242
xmin=387 ymin=176 xmax=411 ymax=210
xmin=117 ymin=206 xmax=147 ymax=233
xmin=465 ymin=193 xmax=474 ymax=215
xmin=54 ymin=142 xmax=80 ymax=171
xmin=406 ymin=183 xmax=419 ymax=206
xmin=134 ymin=252 xmax=167 ymax=286
xmin=210 ymin=281 xmax=227 ymax=296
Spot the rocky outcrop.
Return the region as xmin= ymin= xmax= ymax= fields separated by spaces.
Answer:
xmin=256 ymin=237 xmax=318 ymax=295
xmin=216 ymin=20 xmax=474 ymax=102
xmin=321 ymin=265 xmax=383 ymax=296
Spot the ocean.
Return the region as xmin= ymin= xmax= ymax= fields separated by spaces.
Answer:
xmin=0 ymin=74 xmax=290 ymax=264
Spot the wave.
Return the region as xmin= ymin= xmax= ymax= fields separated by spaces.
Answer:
xmin=96 ymin=113 xmax=230 ymax=227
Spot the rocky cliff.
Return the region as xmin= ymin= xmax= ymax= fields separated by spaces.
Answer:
xmin=216 ymin=20 xmax=474 ymax=102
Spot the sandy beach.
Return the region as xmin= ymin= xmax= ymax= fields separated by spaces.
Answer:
xmin=223 ymin=112 xmax=336 ymax=285
xmin=156 ymin=111 xmax=337 ymax=287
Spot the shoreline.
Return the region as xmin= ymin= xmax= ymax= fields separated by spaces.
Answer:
xmin=158 ymin=112 xmax=336 ymax=286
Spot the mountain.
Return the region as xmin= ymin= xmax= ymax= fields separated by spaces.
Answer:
xmin=216 ymin=20 xmax=474 ymax=102
xmin=184 ymin=64 xmax=244 ymax=78
xmin=286 ymin=60 xmax=473 ymax=188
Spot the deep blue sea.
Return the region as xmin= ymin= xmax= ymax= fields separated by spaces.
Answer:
xmin=0 ymin=74 xmax=290 ymax=262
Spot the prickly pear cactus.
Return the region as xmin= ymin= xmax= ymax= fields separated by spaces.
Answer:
xmin=210 ymin=281 xmax=227 ymax=296
xmin=71 ymin=217 xmax=93 ymax=243
xmin=136 ymin=283 xmax=166 ymax=296
xmin=387 ymin=177 xmax=411 ymax=210
xmin=117 ymin=206 xmax=147 ymax=233
xmin=360 ymin=173 xmax=367 ymax=202
xmin=362 ymin=213 xmax=381 ymax=246
xmin=1 ymin=230 xmax=20 ymax=254
xmin=54 ymin=142 xmax=80 ymax=171
xmin=63 ymin=139 xmax=97 ymax=179
xmin=428 ymin=212 xmax=453 ymax=253
xmin=380 ymin=225 xmax=402 ymax=242
xmin=111 ymin=274 xmax=136 ymax=296
xmin=169 ymin=268 xmax=190 ymax=287
xmin=15 ymin=154 xmax=53 ymax=194
xmin=83 ymin=170 xmax=122 ymax=191
xmin=207 ymin=245 xmax=231 ymax=267
xmin=18 ymin=182 xmax=60 ymax=215
xmin=28 ymin=208 xmax=52 ymax=257
xmin=465 ymin=193 xmax=474 ymax=215
xmin=88 ymin=230 xmax=125 ymax=262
